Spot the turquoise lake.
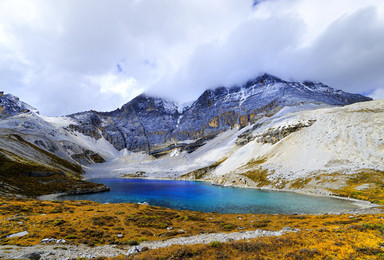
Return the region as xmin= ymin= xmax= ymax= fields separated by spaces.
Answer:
xmin=60 ymin=178 xmax=361 ymax=214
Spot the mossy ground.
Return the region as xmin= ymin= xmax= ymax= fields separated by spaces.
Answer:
xmin=1 ymin=197 xmax=384 ymax=259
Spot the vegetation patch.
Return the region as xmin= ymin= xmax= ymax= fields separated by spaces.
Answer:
xmin=1 ymin=197 xmax=384 ymax=259
xmin=329 ymin=169 xmax=384 ymax=204
xmin=179 ymin=158 xmax=227 ymax=180
xmin=0 ymin=135 xmax=108 ymax=197
xmin=290 ymin=177 xmax=313 ymax=189
xmin=242 ymin=168 xmax=271 ymax=187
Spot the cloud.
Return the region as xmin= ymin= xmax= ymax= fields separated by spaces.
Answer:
xmin=89 ymin=73 xmax=143 ymax=100
xmin=0 ymin=0 xmax=383 ymax=115
xmin=369 ymin=88 xmax=384 ymax=100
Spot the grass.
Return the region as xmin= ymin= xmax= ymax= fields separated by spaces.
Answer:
xmin=0 ymin=155 xmax=106 ymax=197
xmin=242 ymin=168 xmax=271 ymax=187
xmin=290 ymin=177 xmax=313 ymax=189
xmin=120 ymin=218 xmax=384 ymax=259
xmin=0 ymin=197 xmax=384 ymax=259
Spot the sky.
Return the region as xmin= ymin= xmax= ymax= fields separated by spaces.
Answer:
xmin=0 ymin=0 xmax=384 ymax=116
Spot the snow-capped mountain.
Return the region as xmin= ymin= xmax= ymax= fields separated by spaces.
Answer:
xmin=65 ymin=74 xmax=371 ymax=156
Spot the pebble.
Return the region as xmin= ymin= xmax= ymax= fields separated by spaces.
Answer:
xmin=40 ymin=238 xmax=66 ymax=244
xmin=127 ymin=246 xmax=142 ymax=255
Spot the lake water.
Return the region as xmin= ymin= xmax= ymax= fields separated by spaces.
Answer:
xmin=60 ymin=178 xmax=361 ymax=214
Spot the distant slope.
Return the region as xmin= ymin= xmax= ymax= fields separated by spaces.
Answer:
xmin=188 ymin=99 xmax=384 ymax=199
xmin=0 ymin=131 xmax=109 ymax=197
xmin=212 ymin=99 xmax=383 ymax=177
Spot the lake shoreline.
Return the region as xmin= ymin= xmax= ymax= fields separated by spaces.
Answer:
xmin=118 ymin=175 xmax=378 ymax=210
xmin=41 ymin=176 xmax=380 ymax=214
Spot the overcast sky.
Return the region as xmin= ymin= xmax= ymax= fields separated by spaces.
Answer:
xmin=1 ymin=0 xmax=384 ymax=116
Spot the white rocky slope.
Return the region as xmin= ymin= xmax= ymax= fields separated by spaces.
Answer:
xmin=0 ymin=112 xmax=120 ymax=167
xmin=84 ymin=99 xmax=383 ymax=189
xmin=213 ymin=99 xmax=383 ymax=181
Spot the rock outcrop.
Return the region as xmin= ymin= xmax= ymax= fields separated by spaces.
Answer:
xmin=0 ymin=93 xmax=39 ymax=118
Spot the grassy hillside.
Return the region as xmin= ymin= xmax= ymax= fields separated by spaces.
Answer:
xmin=0 ymin=134 xmax=107 ymax=197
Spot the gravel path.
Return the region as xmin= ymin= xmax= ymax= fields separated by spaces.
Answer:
xmin=0 ymin=227 xmax=297 ymax=259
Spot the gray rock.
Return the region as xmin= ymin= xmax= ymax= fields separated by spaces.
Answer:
xmin=41 ymin=238 xmax=56 ymax=244
xmin=127 ymin=246 xmax=142 ymax=255
xmin=21 ymin=252 xmax=42 ymax=260
xmin=6 ymin=231 xmax=29 ymax=238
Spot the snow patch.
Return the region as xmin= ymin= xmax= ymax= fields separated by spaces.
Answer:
xmin=40 ymin=115 xmax=77 ymax=128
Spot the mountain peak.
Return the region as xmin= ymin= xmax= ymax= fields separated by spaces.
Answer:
xmin=256 ymin=73 xmax=284 ymax=83
xmin=121 ymin=93 xmax=179 ymax=114
xmin=0 ymin=92 xmax=39 ymax=118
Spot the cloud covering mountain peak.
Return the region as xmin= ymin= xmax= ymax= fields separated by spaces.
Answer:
xmin=0 ymin=0 xmax=383 ymax=116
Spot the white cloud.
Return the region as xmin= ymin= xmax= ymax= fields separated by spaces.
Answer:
xmin=0 ymin=0 xmax=383 ymax=115
xmin=89 ymin=73 xmax=143 ymax=100
xmin=370 ymin=88 xmax=384 ymax=100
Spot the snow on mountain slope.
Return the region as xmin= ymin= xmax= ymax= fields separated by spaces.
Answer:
xmin=84 ymin=99 xmax=383 ymax=192
xmin=84 ymin=128 xmax=242 ymax=179
xmin=64 ymin=74 xmax=371 ymax=154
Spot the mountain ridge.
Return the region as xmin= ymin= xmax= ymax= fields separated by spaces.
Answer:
xmin=64 ymin=73 xmax=371 ymax=155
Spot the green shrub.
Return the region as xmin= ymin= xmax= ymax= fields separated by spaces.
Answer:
xmin=127 ymin=240 xmax=139 ymax=246
xmin=210 ymin=241 xmax=221 ymax=247
xmin=52 ymin=219 xmax=65 ymax=226
xmin=220 ymin=223 xmax=235 ymax=230
xmin=65 ymin=234 xmax=77 ymax=239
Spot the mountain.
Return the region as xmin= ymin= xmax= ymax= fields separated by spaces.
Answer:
xmin=0 ymin=73 xmax=376 ymax=197
xmin=0 ymin=92 xmax=39 ymax=118
xmin=65 ymin=74 xmax=371 ymax=157
xmin=87 ymin=99 xmax=383 ymax=199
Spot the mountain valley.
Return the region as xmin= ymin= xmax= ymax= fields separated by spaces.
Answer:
xmin=1 ymin=74 xmax=382 ymax=200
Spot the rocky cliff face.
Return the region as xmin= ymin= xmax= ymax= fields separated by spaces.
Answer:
xmin=65 ymin=74 xmax=371 ymax=156
xmin=0 ymin=93 xmax=39 ymax=118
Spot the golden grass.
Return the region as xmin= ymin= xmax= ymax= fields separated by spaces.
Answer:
xmin=120 ymin=224 xmax=384 ymax=259
xmin=1 ymin=197 xmax=384 ymax=260
xmin=242 ymin=168 xmax=271 ymax=187
xmin=290 ymin=177 xmax=313 ymax=189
